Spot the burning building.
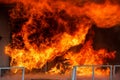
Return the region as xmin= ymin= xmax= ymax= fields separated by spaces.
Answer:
xmin=1 ymin=0 xmax=120 ymax=80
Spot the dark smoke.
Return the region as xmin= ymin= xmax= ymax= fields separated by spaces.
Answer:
xmin=93 ymin=25 xmax=120 ymax=65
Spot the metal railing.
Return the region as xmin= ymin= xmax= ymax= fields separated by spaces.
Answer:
xmin=0 ymin=65 xmax=120 ymax=80
xmin=72 ymin=65 xmax=120 ymax=80
xmin=0 ymin=66 xmax=25 ymax=80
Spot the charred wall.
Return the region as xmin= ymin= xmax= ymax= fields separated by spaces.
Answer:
xmin=0 ymin=3 xmax=12 ymax=67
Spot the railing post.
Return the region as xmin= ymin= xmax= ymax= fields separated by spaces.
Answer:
xmin=113 ymin=66 xmax=115 ymax=80
xmin=110 ymin=65 xmax=113 ymax=80
xmin=0 ymin=68 xmax=1 ymax=77
xmin=72 ymin=66 xmax=77 ymax=80
xmin=22 ymin=67 xmax=25 ymax=80
xmin=92 ymin=65 xmax=94 ymax=80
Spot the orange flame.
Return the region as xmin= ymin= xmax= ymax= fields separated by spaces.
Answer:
xmin=4 ymin=0 xmax=117 ymax=76
xmin=63 ymin=40 xmax=115 ymax=75
xmin=85 ymin=0 xmax=120 ymax=28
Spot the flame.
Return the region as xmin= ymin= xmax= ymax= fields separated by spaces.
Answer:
xmin=4 ymin=0 xmax=117 ymax=76
xmin=63 ymin=40 xmax=115 ymax=76
xmin=85 ymin=1 xmax=120 ymax=28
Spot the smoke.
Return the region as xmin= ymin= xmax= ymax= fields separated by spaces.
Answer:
xmin=1 ymin=72 xmax=120 ymax=80
xmin=114 ymin=73 xmax=120 ymax=80
xmin=0 ymin=72 xmax=71 ymax=80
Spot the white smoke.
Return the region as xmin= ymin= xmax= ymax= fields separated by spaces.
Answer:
xmin=1 ymin=73 xmax=120 ymax=80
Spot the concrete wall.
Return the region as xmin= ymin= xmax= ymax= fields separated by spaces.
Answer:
xmin=0 ymin=5 xmax=10 ymax=67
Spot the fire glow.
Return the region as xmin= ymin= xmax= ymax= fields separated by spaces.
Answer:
xmin=4 ymin=0 xmax=119 ymax=76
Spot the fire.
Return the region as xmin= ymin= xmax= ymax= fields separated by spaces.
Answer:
xmin=4 ymin=0 xmax=118 ymax=76
xmin=63 ymin=40 xmax=115 ymax=75
xmin=64 ymin=40 xmax=115 ymax=66
xmin=85 ymin=0 xmax=120 ymax=28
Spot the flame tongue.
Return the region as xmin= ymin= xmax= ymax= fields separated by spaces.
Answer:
xmin=5 ymin=0 xmax=116 ymax=75
xmin=6 ymin=15 xmax=92 ymax=70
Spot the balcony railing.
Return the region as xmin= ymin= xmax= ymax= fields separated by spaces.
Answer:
xmin=0 ymin=66 xmax=25 ymax=80
xmin=72 ymin=65 xmax=120 ymax=80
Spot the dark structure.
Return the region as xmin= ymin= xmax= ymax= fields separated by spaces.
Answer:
xmin=0 ymin=36 xmax=2 ymax=40
xmin=0 ymin=3 xmax=11 ymax=67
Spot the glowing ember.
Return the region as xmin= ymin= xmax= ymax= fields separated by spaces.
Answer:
xmin=4 ymin=0 xmax=118 ymax=76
